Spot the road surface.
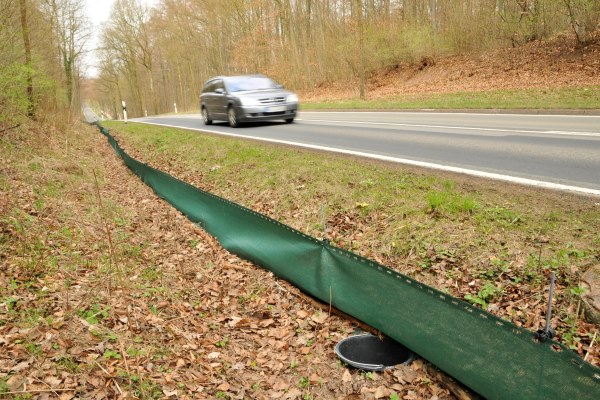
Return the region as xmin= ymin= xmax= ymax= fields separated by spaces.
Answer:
xmin=130 ymin=111 xmax=600 ymax=196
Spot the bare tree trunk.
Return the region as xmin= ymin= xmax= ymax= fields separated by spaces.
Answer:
xmin=430 ymin=0 xmax=438 ymax=33
xmin=149 ymin=74 xmax=157 ymax=115
xmin=19 ymin=0 xmax=34 ymax=117
xmin=356 ymin=0 xmax=365 ymax=99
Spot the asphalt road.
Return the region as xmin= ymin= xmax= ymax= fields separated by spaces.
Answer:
xmin=131 ymin=111 xmax=600 ymax=196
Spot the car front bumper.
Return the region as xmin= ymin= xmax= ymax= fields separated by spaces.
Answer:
xmin=236 ymin=104 xmax=298 ymax=122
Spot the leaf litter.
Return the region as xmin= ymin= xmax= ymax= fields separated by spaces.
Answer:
xmin=0 ymin=125 xmax=455 ymax=399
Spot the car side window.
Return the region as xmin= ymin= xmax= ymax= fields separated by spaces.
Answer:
xmin=202 ymin=82 xmax=213 ymax=93
xmin=206 ymin=81 xmax=217 ymax=93
xmin=214 ymin=80 xmax=225 ymax=93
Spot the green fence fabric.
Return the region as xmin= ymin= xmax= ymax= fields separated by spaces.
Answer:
xmin=98 ymin=125 xmax=600 ymax=400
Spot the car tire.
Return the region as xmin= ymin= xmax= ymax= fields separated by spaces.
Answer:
xmin=202 ymin=107 xmax=212 ymax=125
xmin=228 ymin=106 xmax=239 ymax=128
xmin=285 ymin=118 xmax=294 ymax=124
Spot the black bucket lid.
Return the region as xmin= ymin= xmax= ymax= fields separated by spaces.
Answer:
xmin=334 ymin=334 xmax=414 ymax=371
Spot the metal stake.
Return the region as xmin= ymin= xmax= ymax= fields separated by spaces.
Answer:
xmin=544 ymin=271 xmax=556 ymax=335
xmin=321 ymin=204 xmax=328 ymax=245
xmin=536 ymin=271 xmax=556 ymax=342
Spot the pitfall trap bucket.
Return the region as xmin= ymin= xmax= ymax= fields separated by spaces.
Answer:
xmin=334 ymin=334 xmax=414 ymax=371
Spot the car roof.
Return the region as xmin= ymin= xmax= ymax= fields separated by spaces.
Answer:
xmin=205 ymin=74 xmax=268 ymax=83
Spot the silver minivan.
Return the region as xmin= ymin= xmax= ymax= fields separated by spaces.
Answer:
xmin=200 ymin=75 xmax=298 ymax=127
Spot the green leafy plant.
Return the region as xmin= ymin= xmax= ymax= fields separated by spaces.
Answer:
xmin=130 ymin=377 xmax=163 ymax=399
xmin=79 ymin=304 xmax=109 ymax=324
xmin=0 ymin=378 xmax=10 ymax=394
xmin=57 ymin=355 xmax=81 ymax=373
xmin=103 ymin=349 xmax=122 ymax=359
xmin=299 ymin=376 xmax=310 ymax=389
xmin=3 ymin=297 xmax=17 ymax=310
xmin=25 ymin=342 xmax=42 ymax=357
xmin=464 ymin=282 xmax=502 ymax=309
xmin=570 ymin=286 xmax=587 ymax=297
xmin=561 ymin=322 xmax=581 ymax=350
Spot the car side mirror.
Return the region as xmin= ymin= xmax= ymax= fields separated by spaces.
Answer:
xmin=215 ymin=88 xmax=225 ymax=95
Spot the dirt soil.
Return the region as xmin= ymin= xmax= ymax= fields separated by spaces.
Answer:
xmin=300 ymin=33 xmax=600 ymax=100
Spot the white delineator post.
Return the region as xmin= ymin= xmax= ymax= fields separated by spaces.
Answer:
xmin=122 ymin=100 xmax=128 ymax=123
xmin=174 ymin=103 xmax=178 ymax=114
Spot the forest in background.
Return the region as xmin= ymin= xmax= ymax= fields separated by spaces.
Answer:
xmin=96 ymin=0 xmax=600 ymax=118
xmin=0 ymin=0 xmax=90 ymax=126
xmin=1 ymin=0 xmax=599 ymax=122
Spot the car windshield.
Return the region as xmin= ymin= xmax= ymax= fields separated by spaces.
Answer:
xmin=225 ymin=76 xmax=280 ymax=92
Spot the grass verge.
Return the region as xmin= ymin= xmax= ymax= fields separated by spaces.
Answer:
xmin=300 ymin=86 xmax=600 ymax=110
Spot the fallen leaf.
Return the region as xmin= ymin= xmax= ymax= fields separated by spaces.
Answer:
xmin=272 ymin=379 xmax=288 ymax=391
xmin=403 ymin=391 xmax=419 ymax=400
xmin=394 ymin=365 xmax=419 ymax=384
xmin=311 ymin=313 xmax=328 ymax=324
xmin=45 ymin=376 xmax=62 ymax=386
xmin=374 ymin=386 xmax=390 ymax=398
xmin=162 ymin=386 xmax=178 ymax=397
xmin=283 ymin=388 xmax=302 ymax=399
xmin=11 ymin=360 xmax=31 ymax=372
xmin=6 ymin=374 xmax=24 ymax=390
xmin=309 ymin=373 xmax=321 ymax=384
xmin=259 ymin=318 xmax=275 ymax=328
xmin=342 ymin=369 xmax=352 ymax=382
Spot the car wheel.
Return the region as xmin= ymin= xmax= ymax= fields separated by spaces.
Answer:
xmin=228 ymin=107 xmax=239 ymax=128
xmin=202 ymin=107 xmax=212 ymax=125
xmin=285 ymin=118 xmax=294 ymax=124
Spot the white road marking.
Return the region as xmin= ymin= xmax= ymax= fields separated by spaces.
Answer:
xmin=300 ymin=111 xmax=600 ymax=118
xmin=132 ymin=120 xmax=600 ymax=197
xmin=295 ymin=118 xmax=600 ymax=137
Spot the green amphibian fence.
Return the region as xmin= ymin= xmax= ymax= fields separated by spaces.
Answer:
xmin=97 ymin=124 xmax=600 ymax=400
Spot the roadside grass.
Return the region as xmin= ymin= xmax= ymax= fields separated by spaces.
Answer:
xmin=300 ymin=86 xmax=600 ymax=110
xmin=103 ymin=120 xmax=600 ymax=356
xmin=0 ymin=123 xmax=201 ymax=396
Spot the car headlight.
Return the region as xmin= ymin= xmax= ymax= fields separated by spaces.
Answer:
xmin=239 ymin=97 xmax=259 ymax=106
xmin=287 ymin=94 xmax=299 ymax=103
